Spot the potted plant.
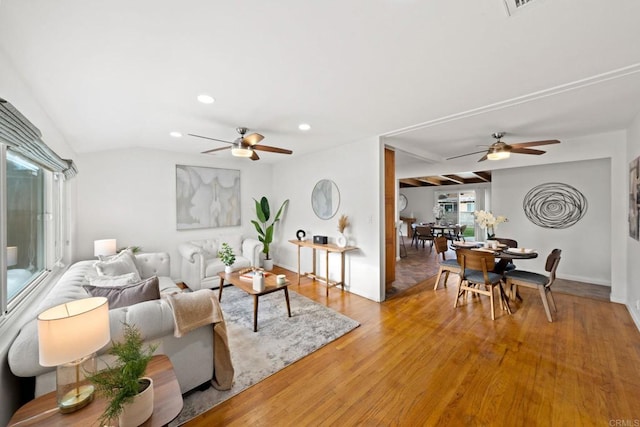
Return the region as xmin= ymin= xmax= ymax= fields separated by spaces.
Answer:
xmin=219 ymin=242 xmax=236 ymax=274
xmin=88 ymin=322 xmax=157 ymax=427
xmin=251 ymin=196 xmax=289 ymax=271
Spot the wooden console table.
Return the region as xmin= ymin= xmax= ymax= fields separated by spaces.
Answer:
xmin=289 ymin=239 xmax=358 ymax=296
xmin=8 ymin=354 xmax=183 ymax=427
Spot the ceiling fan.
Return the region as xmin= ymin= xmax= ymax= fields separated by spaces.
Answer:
xmin=447 ymin=132 xmax=560 ymax=162
xmin=188 ymin=127 xmax=293 ymax=161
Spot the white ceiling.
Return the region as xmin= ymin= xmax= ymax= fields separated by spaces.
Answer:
xmin=1 ymin=0 xmax=640 ymax=164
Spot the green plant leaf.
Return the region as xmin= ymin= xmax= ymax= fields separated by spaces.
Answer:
xmin=254 ymin=198 xmax=267 ymax=223
xmin=251 ymin=220 xmax=265 ymax=237
xmin=273 ymin=199 xmax=289 ymax=223
xmin=260 ymin=196 xmax=270 ymax=221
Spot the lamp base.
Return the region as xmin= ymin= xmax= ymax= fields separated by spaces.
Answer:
xmin=56 ymin=353 xmax=97 ymax=414
xmin=59 ymin=384 xmax=95 ymax=413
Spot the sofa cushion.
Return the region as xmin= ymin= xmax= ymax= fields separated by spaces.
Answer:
xmin=191 ymin=239 xmax=219 ymax=259
xmin=94 ymin=249 xmax=141 ymax=281
xmin=204 ymin=257 xmax=251 ymax=277
xmin=84 ymin=276 xmax=160 ymax=309
xmin=88 ymin=272 xmax=138 ymax=287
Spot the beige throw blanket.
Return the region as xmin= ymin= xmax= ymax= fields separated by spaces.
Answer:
xmin=163 ymin=289 xmax=234 ymax=390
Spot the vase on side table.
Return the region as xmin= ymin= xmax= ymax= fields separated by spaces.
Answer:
xmin=336 ymin=233 xmax=347 ymax=248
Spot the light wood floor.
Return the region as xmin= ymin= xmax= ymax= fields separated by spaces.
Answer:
xmin=185 ymin=267 xmax=640 ymax=427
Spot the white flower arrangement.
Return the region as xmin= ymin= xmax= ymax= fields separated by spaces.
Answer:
xmin=475 ymin=210 xmax=508 ymax=239
xmin=474 ymin=210 xmax=508 ymax=230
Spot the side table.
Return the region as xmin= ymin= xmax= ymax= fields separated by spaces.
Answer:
xmin=288 ymin=239 xmax=358 ymax=296
xmin=8 ymin=354 xmax=183 ymax=427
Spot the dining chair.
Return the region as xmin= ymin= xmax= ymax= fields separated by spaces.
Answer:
xmin=433 ymin=236 xmax=460 ymax=290
xmin=454 ymin=248 xmax=512 ymax=320
xmin=414 ymin=225 xmax=435 ymax=251
xmin=494 ymin=237 xmax=518 ymax=271
xmin=504 ymin=249 xmax=562 ymax=322
xmin=456 ymin=224 xmax=467 ymax=242
xmin=445 ymin=225 xmax=461 ymax=243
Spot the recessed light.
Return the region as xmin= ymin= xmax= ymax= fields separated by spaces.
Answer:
xmin=197 ymin=94 xmax=215 ymax=104
xmin=170 ymin=131 xmax=183 ymax=138
xmin=298 ymin=123 xmax=311 ymax=131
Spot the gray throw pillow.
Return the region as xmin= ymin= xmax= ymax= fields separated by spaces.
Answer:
xmin=94 ymin=249 xmax=141 ymax=281
xmin=83 ymin=276 xmax=160 ymax=309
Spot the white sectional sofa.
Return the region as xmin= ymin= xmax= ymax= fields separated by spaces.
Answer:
xmin=178 ymin=235 xmax=262 ymax=291
xmin=8 ymin=251 xmax=215 ymax=397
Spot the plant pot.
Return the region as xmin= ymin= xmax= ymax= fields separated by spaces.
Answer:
xmin=119 ymin=377 xmax=153 ymax=427
xmin=262 ymin=258 xmax=274 ymax=271
xmin=224 ymin=265 xmax=233 ymax=274
xmin=336 ymin=233 xmax=347 ymax=248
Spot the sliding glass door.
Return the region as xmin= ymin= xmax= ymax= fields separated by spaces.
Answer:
xmin=434 ymin=190 xmax=476 ymax=240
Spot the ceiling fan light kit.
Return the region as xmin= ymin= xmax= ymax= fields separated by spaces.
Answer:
xmin=189 ymin=126 xmax=293 ymax=161
xmin=447 ymin=132 xmax=560 ymax=162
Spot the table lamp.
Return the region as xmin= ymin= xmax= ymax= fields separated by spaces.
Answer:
xmin=6 ymin=246 xmax=17 ymax=267
xmin=37 ymin=297 xmax=110 ymax=413
xmin=93 ymin=239 xmax=116 ymax=258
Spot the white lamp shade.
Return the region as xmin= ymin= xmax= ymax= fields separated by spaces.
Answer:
xmin=94 ymin=239 xmax=117 ymax=257
xmin=38 ymin=297 xmax=110 ymax=367
xmin=6 ymin=246 xmax=17 ymax=267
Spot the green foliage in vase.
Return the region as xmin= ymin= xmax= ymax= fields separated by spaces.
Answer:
xmin=218 ymin=242 xmax=236 ymax=267
xmin=87 ymin=322 xmax=157 ymax=426
xmin=251 ymin=196 xmax=289 ymax=260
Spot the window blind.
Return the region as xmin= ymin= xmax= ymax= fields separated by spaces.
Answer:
xmin=0 ymin=98 xmax=77 ymax=179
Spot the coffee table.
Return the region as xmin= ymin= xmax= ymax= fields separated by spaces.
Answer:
xmin=218 ymin=271 xmax=291 ymax=332
xmin=7 ymin=354 xmax=182 ymax=427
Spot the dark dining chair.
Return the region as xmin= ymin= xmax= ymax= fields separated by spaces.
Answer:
xmin=433 ymin=236 xmax=460 ymax=290
xmin=454 ymin=248 xmax=512 ymax=320
xmin=504 ymin=249 xmax=562 ymax=322
xmin=414 ymin=225 xmax=435 ymax=251
xmin=494 ymin=237 xmax=518 ymax=271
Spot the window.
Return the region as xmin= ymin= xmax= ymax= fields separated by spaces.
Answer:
xmin=0 ymin=100 xmax=73 ymax=316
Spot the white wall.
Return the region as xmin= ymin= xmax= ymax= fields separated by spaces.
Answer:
xmin=75 ymin=148 xmax=273 ymax=276
xmin=626 ymin=111 xmax=640 ymax=328
xmin=272 ymin=136 xmax=383 ymax=302
xmin=492 ymin=159 xmax=611 ymax=285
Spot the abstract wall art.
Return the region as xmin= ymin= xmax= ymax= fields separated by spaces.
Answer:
xmin=176 ymin=165 xmax=241 ymax=230
xmin=630 ymin=156 xmax=640 ymax=240
xmin=522 ymin=182 xmax=587 ymax=229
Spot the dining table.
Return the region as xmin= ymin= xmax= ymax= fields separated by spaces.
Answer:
xmin=451 ymin=241 xmax=538 ymax=274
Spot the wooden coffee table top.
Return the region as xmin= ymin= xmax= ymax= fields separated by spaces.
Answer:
xmin=218 ymin=270 xmax=290 ymax=296
xmin=8 ymin=355 xmax=182 ymax=427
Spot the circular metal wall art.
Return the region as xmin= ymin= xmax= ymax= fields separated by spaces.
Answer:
xmin=523 ymin=182 xmax=587 ymax=229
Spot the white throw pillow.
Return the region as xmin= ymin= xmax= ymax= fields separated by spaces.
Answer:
xmin=94 ymin=249 xmax=141 ymax=281
xmin=88 ymin=272 xmax=138 ymax=287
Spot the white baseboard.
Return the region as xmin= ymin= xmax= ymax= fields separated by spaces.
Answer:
xmin=627 ymin=304 xmax=640 ymax=332
xmin=556 ymin=273 xmax=611 ymax=287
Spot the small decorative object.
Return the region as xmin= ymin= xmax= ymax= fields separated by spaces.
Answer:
xmin=313 ymin=235 xmax=328 ymax=244
xmin=276 ymin=274 xmax=286 ymax=285
xmin=88 ymin=322 xmax=157 ymax=427
xmin=218 ymin=242 xmax=236 ymax=274
xmin=296 ymin=229 xmax=306 ymax=241
xmin=474 ymin=210 xmax=508 ymax=240
xmin=523 ymin=182 xmax=587 ymax=229
xmin=336 ymin=214 xmax=349 ymax=248
xmin=252 ymin=196 xmax=290 ymax=266
xmin=252 ymin=270 xmax=265 ymax=292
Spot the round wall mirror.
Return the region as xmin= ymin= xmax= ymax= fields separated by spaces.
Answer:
xmin=311 ymin=179 xmax=340 ymax=219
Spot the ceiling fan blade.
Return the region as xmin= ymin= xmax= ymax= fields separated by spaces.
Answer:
xmin=253 ymin=144 xmax=293 ymax=155
xmin=201 ymin=146 xmax=230 ymax=154
xmin=510 ymin=139 xmax=560 ymax=148
xmin=446 ymin=149 xmax=489 ymax=160
xmin=510 ymin=148 xmax=546 ymax=155
xmin=188 ymin=133 xmax=233 ymax=144
xmin=250 ymin=151 xmax=260 ymax=161
xmin=244 ymin=133 xmax=265 ymax=146
xmin=478 ymin=154 xmax=488 ymax=162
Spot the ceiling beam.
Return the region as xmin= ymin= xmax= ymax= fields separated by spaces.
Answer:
xmin=441 ymin=174 xmax=465 ymax=184
xmin=473 ymin=171 xmax=491 ymax=182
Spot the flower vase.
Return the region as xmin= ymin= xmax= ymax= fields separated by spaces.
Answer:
xmin=336 ymin=233 xmax=347 ymax=248
xmin=225 ymin=265 xmax=233 ymax=274
xmin=119 ymin=377 xmax=153 ymax=427
xmin=487 ymin=226 xmax=495 ymax=240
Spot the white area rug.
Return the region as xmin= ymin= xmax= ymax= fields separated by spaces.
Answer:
xmin=170 ymin=286 xmax=360 ymax=425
